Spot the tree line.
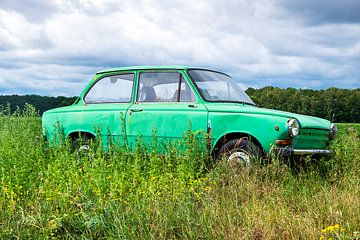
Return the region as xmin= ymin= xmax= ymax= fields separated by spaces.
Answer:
xmin=0 ymin=87 xmax=359 ymax=122
xmin=0 ymin=95 xmax=77 ymax=115
xmin=246 ymin=87 xmax=360 ymax=123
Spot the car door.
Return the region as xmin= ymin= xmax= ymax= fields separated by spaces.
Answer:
xmin=126 ymin=71 xmax=208 ymax=147
xmin=75 ymin=72 xmax=135 ymax=146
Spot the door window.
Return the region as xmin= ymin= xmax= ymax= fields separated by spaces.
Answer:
xmin=138 ymin=72 xmax=196 ymax=102
xmin=85 ymin=74 xmax=134 ymax=103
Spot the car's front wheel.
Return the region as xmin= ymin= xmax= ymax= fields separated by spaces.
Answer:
xmin=216 ymin=138 xmax=261 ymax=167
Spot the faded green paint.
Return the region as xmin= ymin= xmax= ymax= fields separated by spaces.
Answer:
xmin=42 ymin=66 xmax=333 ymax=154
xmin=126 ymin=102 xmax=208 ymax=145
xmin=205 ymin=103 xmax=331 ymax=152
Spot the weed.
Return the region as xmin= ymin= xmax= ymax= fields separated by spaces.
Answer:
xmin=0 ymin=105 xmax=359 ymax=239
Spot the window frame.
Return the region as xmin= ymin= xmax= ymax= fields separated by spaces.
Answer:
xmin=136 ymin=71 xmax=196 ymax=103
xmin=186 ymin=68 xmax=255 ymax=105
xmin=83 ymin=72 xmax=135 ymax=104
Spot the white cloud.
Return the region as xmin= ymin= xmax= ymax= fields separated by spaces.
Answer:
xmin=0 ymin=63 xmax=96 ymax=95
xmin=0 ymin=0 xmax=359 ymax=96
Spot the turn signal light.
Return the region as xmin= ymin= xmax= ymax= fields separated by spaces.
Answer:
xmin=275 ymin=139 xmax=293 ymax=146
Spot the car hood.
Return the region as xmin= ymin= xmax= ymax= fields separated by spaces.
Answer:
xmin=43 ymin=105 xmax=75 ymax=115
xmin=205 ymin=103 xmax=331 ymax=130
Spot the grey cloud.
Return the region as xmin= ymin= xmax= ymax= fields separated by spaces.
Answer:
xmin=0 ymin=0 xmax=61 ymax=22
xmin=67 ymin=0 xmax=126 ymax=16
xmin=0 ymin=16 xmax=53 ymax=51
xmin=0 ymin=0 xmax=359 ymax=96
xmin=0 ymin=64 xmax=96 ymax=96
xmin=277 ymin=0 xmax=360 ymax=24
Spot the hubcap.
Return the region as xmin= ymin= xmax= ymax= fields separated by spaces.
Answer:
xmin=228 ymin=151 xmax=250 ymax=166
xmin=78 ymin=145 xmax=90 ymax=152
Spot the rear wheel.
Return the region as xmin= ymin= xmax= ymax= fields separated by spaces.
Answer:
xmin=216 ymin=138 xmax=261 ymax=167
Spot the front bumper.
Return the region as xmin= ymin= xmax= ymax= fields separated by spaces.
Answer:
xmin=276 ymin=147 xmax=333 ymax=157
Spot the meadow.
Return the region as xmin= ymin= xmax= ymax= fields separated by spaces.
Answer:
xmin=0 ymin=105 xmax=359 ymax=239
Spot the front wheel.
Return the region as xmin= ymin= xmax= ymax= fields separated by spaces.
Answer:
xmin=216 ymin=138 xmax=261 ymax=167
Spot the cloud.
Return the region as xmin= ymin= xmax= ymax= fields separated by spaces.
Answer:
xmin=0 ymin=0 xmax=61 ymax=22
xmin=0 ymin=0 xmax=359 ymax=96
xmin=0 ymin=63 xmax=96 ymax=96
xmin=277 ymin=0 xmax=360 ymax=24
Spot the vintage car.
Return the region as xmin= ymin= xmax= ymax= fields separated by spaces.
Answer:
xmin=42 ymin=66 xmax=337 ymax=164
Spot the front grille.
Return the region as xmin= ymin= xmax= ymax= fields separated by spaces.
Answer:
xmin=293 ymin=128 xmax=330 ymax=150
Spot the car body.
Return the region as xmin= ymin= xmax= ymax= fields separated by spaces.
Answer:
xmin=42 ymin=66 xmax=336 ymax=163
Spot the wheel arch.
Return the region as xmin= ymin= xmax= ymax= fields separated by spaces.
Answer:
xmin=67 ymin=131 xmax=96 ymax=140
xmin=212 ymin=132 xmax=265 ymax=157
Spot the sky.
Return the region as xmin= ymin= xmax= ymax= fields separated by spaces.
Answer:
xmin=0 ymin=0 xmax=359 ymax=96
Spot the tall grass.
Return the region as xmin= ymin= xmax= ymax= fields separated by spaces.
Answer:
xmin=0 ymin=104 xmax=359 ymax=239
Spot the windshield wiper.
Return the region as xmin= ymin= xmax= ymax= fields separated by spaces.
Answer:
xmin=233 ymin=101 xmax=256 ymax=106
xmin=212 ymin=100 xmax=256 ymax=106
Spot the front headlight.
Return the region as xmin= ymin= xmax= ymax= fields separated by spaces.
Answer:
xmin=330 ymin=123 xmax=337 ymax=138
xmin=288 ymin=119 xmax=300 ymax=137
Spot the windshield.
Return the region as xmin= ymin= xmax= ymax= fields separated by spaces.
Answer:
xmin=187 ymin=69 xmax=255 ymax=105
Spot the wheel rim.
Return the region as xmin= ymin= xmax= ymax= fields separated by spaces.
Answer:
xmin=78 ymin=144 xmax=90 ymax=152
xmin=228 ymin=151 xmax=250 ymax=166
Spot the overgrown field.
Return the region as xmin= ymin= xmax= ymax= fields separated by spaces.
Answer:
xmin=1 ymin=106 xmax=360 ymax=239
xmin=337 ymin=123 xmax=360 ymax=133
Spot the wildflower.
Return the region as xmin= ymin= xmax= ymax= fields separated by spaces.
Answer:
xmin=321 ymin=224 xmax=340 ymax=234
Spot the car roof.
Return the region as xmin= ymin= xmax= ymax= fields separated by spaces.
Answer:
xmin=96 ymin=65 xmax=224 ymax=75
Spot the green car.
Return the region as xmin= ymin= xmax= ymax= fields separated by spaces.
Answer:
xmin=42 ymin=66 xmax=337 ymax=164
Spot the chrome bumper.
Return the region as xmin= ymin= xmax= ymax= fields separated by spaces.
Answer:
xmin=277 ymin=147 xmax=333 ymax=157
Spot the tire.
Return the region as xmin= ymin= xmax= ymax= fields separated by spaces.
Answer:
xmin=216 ymin=138 xmax=261 ymax=167
xmin=70 ymin=136 xmax=91 ymax=153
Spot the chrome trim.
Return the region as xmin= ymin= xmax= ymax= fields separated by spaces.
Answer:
xmin=293 ymin=149 xmax=333 ymax=155
xmin=276 ymin=147 xmax=333 ymax=157
xmin=288 ymin=119 xmax=300 ymax=137
xmin=330 ymin=123 xmax=337 ymax=139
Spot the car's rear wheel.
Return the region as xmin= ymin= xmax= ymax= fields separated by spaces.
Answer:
xmin=216 ymin=138 xmax=261 ymax=167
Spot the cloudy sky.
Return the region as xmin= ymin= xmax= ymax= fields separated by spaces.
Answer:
xmin=0 ymin=0 xmax=359 ymax=96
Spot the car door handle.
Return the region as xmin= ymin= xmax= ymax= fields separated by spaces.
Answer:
xmin=188 ymin=104 xmax=197 ymax=108
xmin=129 ymin=108 xmax=143 ymax=113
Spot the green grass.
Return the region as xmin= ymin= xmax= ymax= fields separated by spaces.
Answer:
xmin=337 ymin=123 xmax=360 ymax=133
xmin=1 ymin=105 xmax=360 ymax=239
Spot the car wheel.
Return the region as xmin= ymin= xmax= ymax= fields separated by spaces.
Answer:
xmin=71 ymin=136 xmax=92 ymax=154
xmin=216 ymin=138 xmax=261 ymax=167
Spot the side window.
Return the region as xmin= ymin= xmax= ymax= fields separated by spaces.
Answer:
xmin=179 ymin=78 xmax=197 ymax=102
xmin=138 ymin=72 xmax=196 ymax=102
xmin=85 ymin=74 xmax=134 ymax=103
